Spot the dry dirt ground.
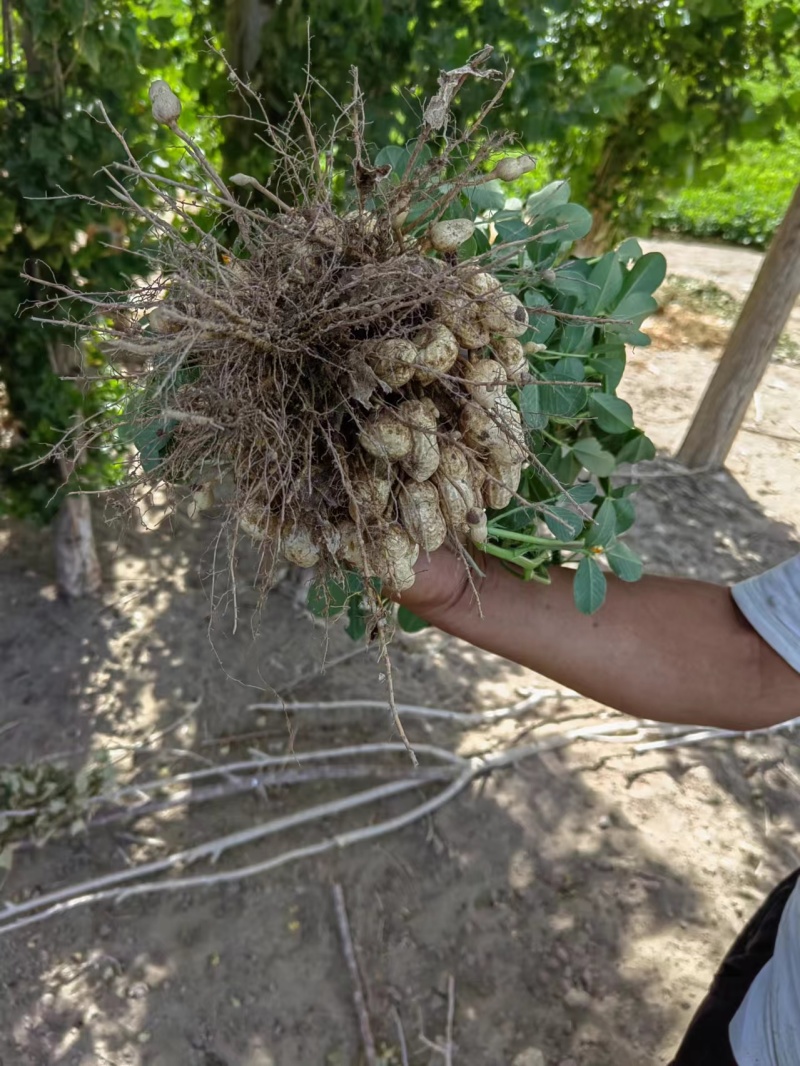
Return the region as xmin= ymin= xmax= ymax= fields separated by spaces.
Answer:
xmin=2 ymin=238 xmax=800 ymax=1066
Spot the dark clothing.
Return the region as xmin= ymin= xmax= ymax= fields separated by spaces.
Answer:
xmin=669 ymin=868 xmax=800 ymax=1065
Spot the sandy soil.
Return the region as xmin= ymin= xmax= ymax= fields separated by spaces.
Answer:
xmin=2 ymin=238 xmax=800 ymax=1066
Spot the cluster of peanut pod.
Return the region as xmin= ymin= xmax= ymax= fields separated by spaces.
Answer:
xmin=248 ymin=218 xmax=533 ymax=595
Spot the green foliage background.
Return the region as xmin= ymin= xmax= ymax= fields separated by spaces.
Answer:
xmin=655 ymin=57 xmax=800 ymax=247
xmin=1 ymin=0 xmax=798 ymax=526
xmin=0 ymin=0 xmax=218 ymax=521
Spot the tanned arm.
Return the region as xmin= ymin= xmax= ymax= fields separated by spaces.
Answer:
xmin=397 ymin=550 xmax=800 ymax=731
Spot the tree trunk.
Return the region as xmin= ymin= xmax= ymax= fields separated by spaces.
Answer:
xmin=677 ymin=181 xmax=800 ymax=469
xmin=49 ymin=339 xmax=102 ymax=599
xmin=54 ymin=493 xmax=101 ymax=599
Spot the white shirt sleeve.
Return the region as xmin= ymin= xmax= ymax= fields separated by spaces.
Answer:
xmin=731 ymin=555 xmax=800 ymax=676
xmin=729 ymin=883 xmax=800 ymax=1065
xmin=728 ymin=555 xmax=800 ymax=1065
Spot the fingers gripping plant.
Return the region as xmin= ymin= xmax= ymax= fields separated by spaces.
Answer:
xmin=34 ymin=51 xmax=663 ymax=670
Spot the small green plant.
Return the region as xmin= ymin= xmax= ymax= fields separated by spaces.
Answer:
xmin=0 ymin=754 xmax=114 ymax=871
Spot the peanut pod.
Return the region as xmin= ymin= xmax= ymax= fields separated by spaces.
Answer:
xmin=359 ymin=409 xmax=413 ymax=462
xmin=338 ymin=520 xmax=365 ymax=568
xmin=483 ymin=458 xmax=522 ymax=510
xmin=348 ymin=458 xmax=391 ymax=520
xmin=398 ymin=398 xmax=440 ymax=482
xmin=479 ymin=292 xmax=528 ymax=337
xmin=368 ymin=527 xmax=420 ymax=593
xmin=466 ymin=508 xmax=489 ymax=545
xmin=429 ymin=218 xmax=475 ymax=254
xmin=491 ymin=336 xmax=528 ymax=380
xmin=398 ymin=480 xmax=447 ymax=552
xmin=462 ymin=358 xmax=507 ymax=409
xmin=434 ymin=470 xmax=475 ymax=534
xmin=282 ymin=525 xmax=320 ymax=569
xmin=436 ymin=296 xmax=489 ymax=351
xmin=491 ymin=154 xmax=537 ymax=182
xmin=239 ymin=509 xmax=280 ymax=542
xmin=187 ymin=483 xmax=215 ymax=518
xmin=369 ymin=337 xmax=417 ymax=390
xmin=412 ymin=322 xmax=459 ymax=385
xmin=459 ymin=269 xmax=501 ymax=298
xmin=439 ymin=443 xmax=470 ymax=481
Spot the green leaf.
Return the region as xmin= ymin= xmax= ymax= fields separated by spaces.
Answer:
xmin=374 ymin=142 xmax=432 ymax=181
xmin=519 ymin=384 xmax=549 ymax=430
xmin=552 ymin=269 xmax=592 ymax=300
xmin=613 ymin=290 xmax=660 ymax=324
xmin=543 ymin=203 xmax=593 ymax=243
xmin=658 ymin=122 xmax=686 ymax=147
xmin=558 ymin=322 xmax=593 ymax=354
xmin=558 ymin=483 xmax=597 ymax=507
xmin=397 ymin=606 xmax=430 ymax=633
xmin=585 ymin=497 xmax=617 ymax=548
xmin=465 ymin=180 xmax=506 ymax=213
xmin=573 ymin=556 xmax=607 ymax=614
xmin=457 ymin=236 xmax=478 ymax=260
xmin=81 ymin=32 xmax=102 ymax=73
xmin=611 ymin=496 xmax=636 ymax=534
xmin=572 ymin=437 xmax=617 ymax=477
xmin=616 ymin=238 xmax=643 ymax=262
xmin=473 ymin=226 xmax=491 ymax=255
xmin=619 ymin=252 xmax=667 ymax=299
xmin=542 ymin=443 xmax=582 ymax=483
xmin=525 ymin=180 xmax=571 ymax=220
xmin=495 ymin=217 xmax=531 ymax=246
xmin=523 ymin=289 xmax=556 ymax=344
xmin=374 ymin=144 xmax=409 ymax=174
xmin=588 ymin=393 xmax=635 ymax=434
xmin=307 ymin=571 xmax=363 ymax=618
xmin=587 ymin=252 xmax=624 ymax=314
xmin=606 ymin=541 xmax=643 ymax=582
xmin=526 ymin=238 xmax=561 ymax=269
xmin=538 ymin=357 xmax=586 ymax=418
xmin=132 ymin=417 xmax=176 ymax=473
xmin=544 ymin=505 xmax=584 ymax=540
xmin=615 ymin=432 xmax=656 ymax=464
xmin=605 ymin=291 xmax=659 ymax=343
xmin=346 ymin=596 xmax=369 ymax=641
xmin=599 ymin=63 xmax=646 ymax=99
xmin=588 ymin=348 xmax=626 ymax=391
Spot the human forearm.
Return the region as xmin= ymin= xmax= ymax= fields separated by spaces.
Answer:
xmin=398 ymin=551 xmax=800 ymax=730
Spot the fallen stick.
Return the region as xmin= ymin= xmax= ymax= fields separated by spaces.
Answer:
xmin=245 ymin=689 xmax=562 ymax=726
xmin=445 ymin=974 xmax=456 ymax=1066
xmin=634 ymin=714 xmax=800 ymax=753
xmin=332 ymin=882 xmax=378 ymax=1066
xmin=4 ymin=710 xmax=788 ymax=937
xmin=103 ymin=740 xmax=465 ymax=804
xmin=0 ymin=775 xmax=437 ymax=933
xmin=90 ymin=764 xmax=454 ymax=828
xmin=3 ymin=733 xmax=585 ymax=937
xmin=392 ymin=1006 xmax=410 ymax=1066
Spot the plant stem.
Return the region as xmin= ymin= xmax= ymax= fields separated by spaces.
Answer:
xmin=540 ymin=428 xmax=565 ymax=446
xmin=486 ymin=527 xmax=581 ymax=549
xmin=480 ymin=542 xmax=551 ymax=581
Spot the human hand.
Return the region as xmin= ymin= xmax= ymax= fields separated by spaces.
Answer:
xmin=395 ymin=547 xmax=492 ymax=623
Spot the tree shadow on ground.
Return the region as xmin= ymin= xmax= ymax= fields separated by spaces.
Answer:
xmin=0 ymin=457 xmax=799 ymax=1066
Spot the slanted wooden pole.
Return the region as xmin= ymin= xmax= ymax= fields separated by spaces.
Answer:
xmin=677 ymin=181 xmax=800 ymax=469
